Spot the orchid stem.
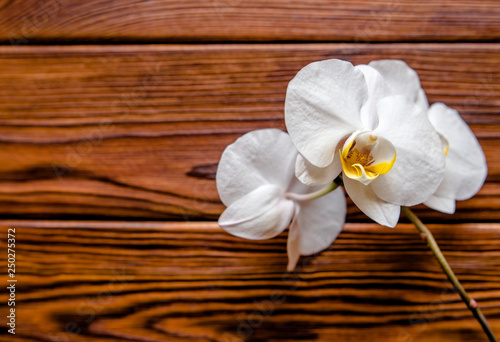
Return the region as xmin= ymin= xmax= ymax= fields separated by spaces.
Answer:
xmin=285 ymin=176 xmax=343 ymax=202
xmin=402 ymin=207 xmax=497 ymax=342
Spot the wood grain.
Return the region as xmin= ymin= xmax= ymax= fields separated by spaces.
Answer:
xmin=0 ymin=1 xmax=498 ymax=342
xmin=0 ymin=0 xmax=499 ymax=43
xmin=0 ymin=44 xmax=499 ymax=221
xmin=0 ymin=220 xmax=498 ymax=342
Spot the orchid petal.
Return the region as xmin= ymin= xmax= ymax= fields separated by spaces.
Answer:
xmin=424 ymin=194 xmax=456 ymax=214
xmin=355 ymin=64 xmax=390 ymax=129
xmin=285 ymin=59 xmax=367 ymax=168
xmin=369 ymin=60 xmax=427 ymax=108
xmin=425 ymin=103 xmax=487 ymax=210
xmin=295 ymin=153 xmax=342 ymax=186
xmin=287 ymin=185 xmax=346 ymax=271
xmin=286 ymin=207 xmax=301 ymax=272
xmin=216 ymin=129 xmax=297 ymax=206
xmin=437 ymin=133 xmax=450 ymax=156
xmin=343 ymin=176 xmax=400 ymax=227
xmin=416 ymin=88 xmax=430 ymax=111
xmin=218 ymin=184 xmax=295 ymax=240
xmin=371 ymin=95 xmax=445 ymax=206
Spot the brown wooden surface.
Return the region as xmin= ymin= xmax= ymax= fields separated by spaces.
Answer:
xmin=0 ymin=44 xmax=498 ymax=222
xmin=0 ymin=1 xmax=499 ymax=341
xmin=0 ymin=221 xmax=498 ymax=342
xmin=0 ymin=0 xmax=499 ymax=43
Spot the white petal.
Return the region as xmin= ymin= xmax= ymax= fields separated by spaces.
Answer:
xmin=343 ymin=176 xmax=400 ymax=228
xmin=218 ymin=184 xmax=295 ymax=240
xmin=355 ymin=64 xmax=390 ymax=129
xmin=295 ymin=153 xmax=342 ymax=186
xmin=427 ymin=103 xmax=488 ymax=201
xmin=287 ymin=186 xmax=346 ymax=271
xmin=286 ymin=208 xmax=301 ymax=272
xmin=285 ymin=59 xmax=367 ymax=167
xmin=369 ymin=60 xmax=426 ymax=107
xmin=371 ymin=95 xmax=445 ymax=206
xmin=424 ymin=194 xmax=456 ymax=214
xmin=416 ymin=88 xmax=430 ymax=111
xmin=216 ymin=129 xmax=297 ymax=206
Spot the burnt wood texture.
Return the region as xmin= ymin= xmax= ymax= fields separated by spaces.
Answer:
xmin=0 ymin=0 xmax=499 ymax=43
xmin=0 ymin=0 xmax=499 ymax=341
xmin=0 ymin=44 xmax=499 ymax=222
xmin=0 ymin=221 xmax=499 ymax=342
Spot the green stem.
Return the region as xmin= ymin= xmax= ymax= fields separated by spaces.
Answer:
xmin=285 ymin=176 xmax=343 ymax=202
xmin=402 ymin=207 xmax=497 ymax=342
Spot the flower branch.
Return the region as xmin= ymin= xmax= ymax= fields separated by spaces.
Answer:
xmin=403 ymin=207 xmax=497 ymax=342
xmin=285 ymin=177 xmax=342 ymax=202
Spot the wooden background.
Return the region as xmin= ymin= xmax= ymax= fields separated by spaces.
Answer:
xmin=0 ymin=1 xmax=499 ymax=341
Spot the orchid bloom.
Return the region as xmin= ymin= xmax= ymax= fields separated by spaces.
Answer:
xmin=216 ymin=129 xmax=346 ymax=271
xmin=285 ymin=59 xmax=446 ymax=227
xmin=423 ymin=103 xmax=488 ymax=213
xmin=365 ymin=61 xmax=488 ymax=213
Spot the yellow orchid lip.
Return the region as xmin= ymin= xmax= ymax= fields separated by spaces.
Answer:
xmin=340 ymin=130 xmax=397 ymax=185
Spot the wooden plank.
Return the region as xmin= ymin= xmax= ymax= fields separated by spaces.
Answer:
xmin=0 ymin=0 xmax=499 ymax=43
xmin=0 ymin=44 xmax=498 ymax=221
xmin=0 ymin=221 xmax=498 ymax=341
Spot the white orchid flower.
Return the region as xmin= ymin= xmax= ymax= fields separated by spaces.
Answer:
xmin=423 ymin=103 xmax=488 ymax=213
xmin=359 ymin=60 xmax=488 ymax=214
xmin=285 ymin=59 xmax=446 ymax=227
xmin=216 ymin=129 xmax=346 ymax=271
